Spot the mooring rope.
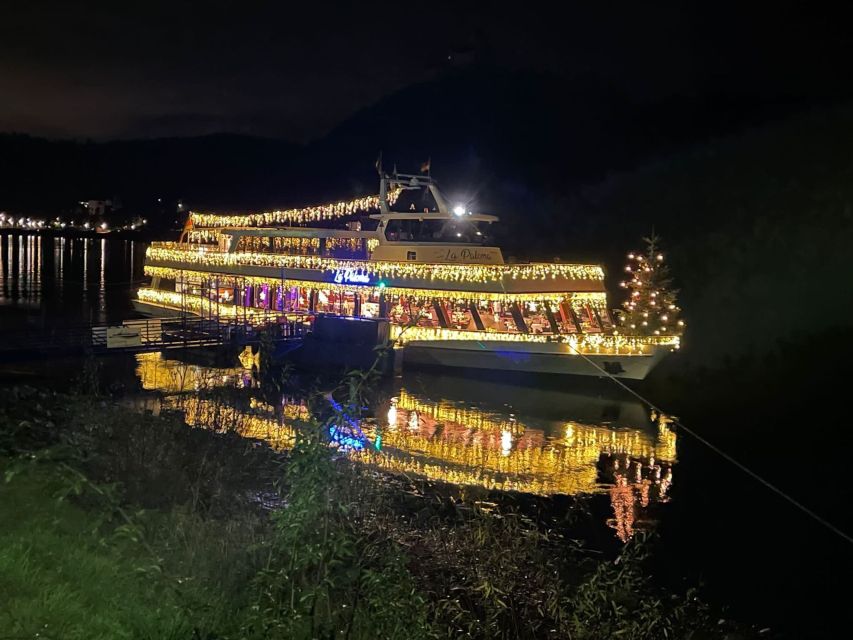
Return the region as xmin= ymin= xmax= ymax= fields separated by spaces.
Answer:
xmin=566 ymin=343 xmax=853 ymax=547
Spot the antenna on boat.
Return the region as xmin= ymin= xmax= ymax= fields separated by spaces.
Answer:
xmin=378 ymin=162 xmax=451 ymax=214
xmin=379 ymin=170 xmax=390 ymax=214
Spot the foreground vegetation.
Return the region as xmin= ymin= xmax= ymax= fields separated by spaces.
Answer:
xmin=0 ymin=367 xmax=758 ymax=639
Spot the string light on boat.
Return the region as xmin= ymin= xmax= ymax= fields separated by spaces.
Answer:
xmin=389 ymin=325 xmax=678 ymax=352
xmin=188 ymin=187 xmax=402 ymax=228
xmin=143 ymin=265 xmax=608 ymax=305
xmin=137 ymin=288 xmax=270 ymax=321
xmin=145 ymin=242 xmax=605 ymax=283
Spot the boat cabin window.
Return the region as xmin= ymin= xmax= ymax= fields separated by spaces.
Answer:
xmin=236 ymin=236 xmax=321 ymax=255
xmin=384 ymin=218 xmax=491 ymax=244
xmin=233 ymin=235 xmax=368 ymax=259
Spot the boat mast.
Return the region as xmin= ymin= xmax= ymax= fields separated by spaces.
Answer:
xmin=378 ymin=170 xmax=450 ymax=214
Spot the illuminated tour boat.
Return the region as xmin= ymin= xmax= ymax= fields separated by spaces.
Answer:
xmin=135 ymin=172 xmax=679 ymax=379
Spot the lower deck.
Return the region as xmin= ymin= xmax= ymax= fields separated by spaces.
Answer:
xmin=142 ymin=273 xmax=616 ymax=338
xmin=136 ymin=272 xmax=679 ymax=376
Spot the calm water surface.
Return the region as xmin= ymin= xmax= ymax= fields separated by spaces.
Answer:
xmin=0 ymin=232 xmax=145 ymax=328
xmin=2 ymin=232 xmax=851 ymax=638
xmin=133 ymin=350 xmax=676 ymax=543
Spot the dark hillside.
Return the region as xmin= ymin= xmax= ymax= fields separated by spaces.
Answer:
xmin=558 ymin=105 xmax=853 ymax=365
xmin=0 ymin=67 xmax=806 ymax=217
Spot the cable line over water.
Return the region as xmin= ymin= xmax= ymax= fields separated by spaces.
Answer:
xmin=567 ymin=345 xmax=853 ymax=548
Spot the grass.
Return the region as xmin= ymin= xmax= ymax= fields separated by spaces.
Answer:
xmin=0 ymin=464 xmax=193 ymax=639
xmin=0 ymin=380 xmax=749 ymax=639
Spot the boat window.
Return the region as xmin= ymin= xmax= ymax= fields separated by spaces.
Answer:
xmin=471 ymin=301 xmax=528 ymax=334
xmin=323 ymin=237 xmax=368 ymax=259
xmin=572 ymin=303 xmax=603 ymax=333
xmin=236 ymin=236 xmax=322 ymax=255
xmin=385 ymin=218 xmax=491 ymax=244
xmin=192 ymin=280 xmax=588 ymax=338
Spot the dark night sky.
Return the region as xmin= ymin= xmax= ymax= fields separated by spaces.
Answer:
xmin=1 ymin=1 xmax=851 ymax=142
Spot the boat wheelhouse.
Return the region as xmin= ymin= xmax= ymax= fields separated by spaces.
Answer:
xmin=135 ymin=172 xmax=679 ymax=378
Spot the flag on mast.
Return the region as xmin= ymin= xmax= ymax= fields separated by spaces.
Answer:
xmin=420 ymin=157 xmax=431 ymax=174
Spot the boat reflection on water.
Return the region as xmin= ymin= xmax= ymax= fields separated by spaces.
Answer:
xmin=135 ymin=352 xmax=303 ymax=450
xmin=367 ymin=378 xmax=676 ymax=541
xmin=134 ymin=353 xmax=677 ymax=541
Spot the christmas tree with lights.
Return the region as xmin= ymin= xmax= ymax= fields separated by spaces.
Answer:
xmin=616 ymin=234 xmax=684 ymax=336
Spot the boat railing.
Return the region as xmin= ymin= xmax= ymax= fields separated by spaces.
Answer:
xmin=146 ymin=242 xmax=606 ymax=282
xmin=390 ymin=324 xmax=679 ymax=353
xmin=0 ymin=311 xmax=312 ymax=359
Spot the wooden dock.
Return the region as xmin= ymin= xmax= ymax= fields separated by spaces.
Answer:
xmin=0 ymin=314 xmax=308 ymax=361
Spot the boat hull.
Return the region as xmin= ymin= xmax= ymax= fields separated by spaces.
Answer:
xmin=401 ymin=340 xmax=670 ymax=380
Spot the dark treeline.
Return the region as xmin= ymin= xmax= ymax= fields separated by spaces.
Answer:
xmin=512 ymin=105 xmax=853 ymax=367
xmin=0 ymin=67 xmax=816 ymax=214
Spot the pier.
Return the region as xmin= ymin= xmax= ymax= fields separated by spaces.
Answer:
xmin=0 ymin=313 xmax=308 ymax=361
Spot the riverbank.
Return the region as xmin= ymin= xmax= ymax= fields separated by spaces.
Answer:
xmin=0 ymin=378 xmax=763 ymax=639
xmin=0 ymin=226 xmax=162 ymax=241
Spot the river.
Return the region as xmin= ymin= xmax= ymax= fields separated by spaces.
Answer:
xmin=1 ymin=232 xmax=851 ymax=638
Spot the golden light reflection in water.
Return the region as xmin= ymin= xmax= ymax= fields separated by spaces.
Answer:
xmin=169 ymin=395 xmax=304 ymax=450
xmin=352 ymin=390 xmax=676 ymax=501
xmin=135 ymin=352 xmax=678 ymax=540
xmin=136 ymin=352 xmax=253 ymax=393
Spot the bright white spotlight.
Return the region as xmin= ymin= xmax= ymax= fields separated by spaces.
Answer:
xmin=452 ymin=205 xmax=466 ymax=216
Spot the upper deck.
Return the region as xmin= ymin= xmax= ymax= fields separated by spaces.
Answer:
xmin=145 ymin=241 xmax=606 ymax=296
xmin=183 ymin=173 xmax=509 ymax=263
xmin=158 ymin=171 xmax=606 ymax=294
